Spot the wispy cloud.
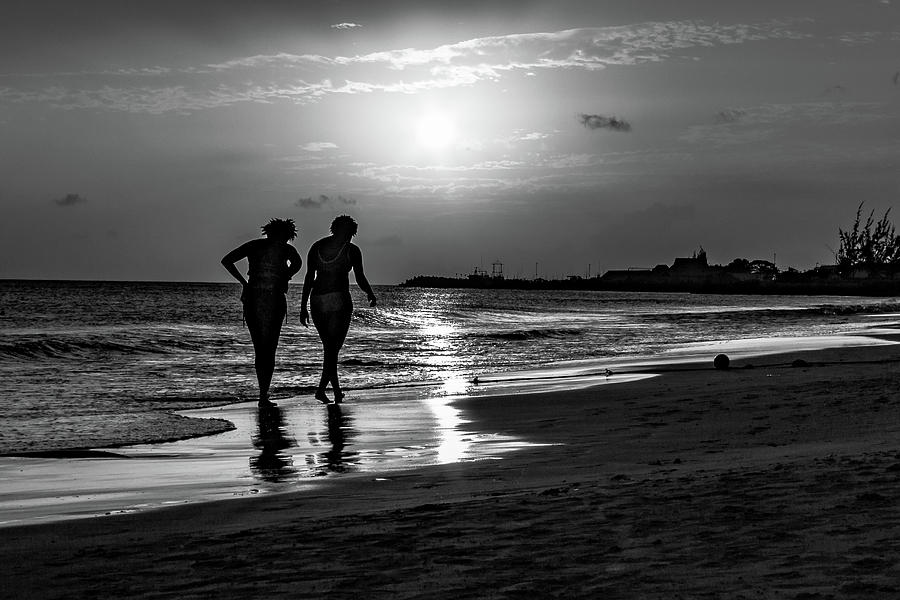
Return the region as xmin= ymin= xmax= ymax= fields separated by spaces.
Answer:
xmin=682 ymin=101 xmax=894 ymax=146
xmin=715 ymin=109 xmax=746 ymax=124
xmin=296 ymin=195 xmax=329 ymax=209
xmin=54 ymin=193 xmax=86 ymax=207
xmin=832 ymin=31 xmax=900 ymax=46
xmin=340 ymin=151 xmax=629 ymax=197
xmin=0 ymin=19 xmax=811 ymax=114
xmin=510 ymin=130 xmax=554 ymax=142
xmin=300 ymin=142 xmax=338 ymax=152
xmin=295 ymin=194 xmax=356 ymax=209
xmin=579 ymin=113 xmax=632 ymax=132
xmin=331 ymin=23 xmax=362 ymax=30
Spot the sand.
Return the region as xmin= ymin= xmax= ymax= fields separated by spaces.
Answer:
xmin=4 ymin=341 xmax=900 ymax=599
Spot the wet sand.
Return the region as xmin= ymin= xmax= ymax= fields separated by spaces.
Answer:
xmin=5 ymin=339 xmax=900 ymax=598
xmin=0 ymin=381 xmax=565 ymax=527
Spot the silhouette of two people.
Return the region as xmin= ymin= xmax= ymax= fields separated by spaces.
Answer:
xmin=222 ymin=215 xmax=376 ymax=407
xmin=225 ymin=215 xmax=374 ymax=479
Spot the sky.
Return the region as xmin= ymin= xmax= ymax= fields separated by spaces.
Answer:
xmin=1 ymin=0 xmax=898 ymax=283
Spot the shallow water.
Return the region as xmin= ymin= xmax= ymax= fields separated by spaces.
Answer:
xmin=3 ymin=280 xmax=900 ymax=454
xmin=0 ymin=389 xmax=533 ymax=526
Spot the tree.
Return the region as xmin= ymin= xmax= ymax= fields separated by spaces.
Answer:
xmin=725 ymin=258 xmax=751 ymax=272
xmin=749 ymin=259 xmax=777 ymax=276
xmin=837 ymin=202 xmax=900 ymax=271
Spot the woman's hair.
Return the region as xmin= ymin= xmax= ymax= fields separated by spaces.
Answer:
xmin=261 ymin=218 xmax=297 ymax=240
xmin=330 ymin=215 xmax=358 ymax=237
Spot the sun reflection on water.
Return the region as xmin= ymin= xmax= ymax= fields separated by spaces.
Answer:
xmin=423 ymin=396 xmax=471 ymax=464
xmin=435 ymin=373 xmax=472 ymax=397
xmin=410 ymin=297 xmax=501 ymax=463
xmin=419 ymin=323 xmax=455 ymax=338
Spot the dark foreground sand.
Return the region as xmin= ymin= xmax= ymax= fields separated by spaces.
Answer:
xmin=4 ymin=342 xmax=900 ymax=599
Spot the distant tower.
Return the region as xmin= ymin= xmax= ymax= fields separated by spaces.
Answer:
xmin=492 ymin=259 xmax=504 ymax=279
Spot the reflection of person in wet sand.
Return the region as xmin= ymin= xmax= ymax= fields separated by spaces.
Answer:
xmin=323 ymin=404 xmax=352 ymax=472
xmin=305 ymin=403 xmax=355 ymax=475
xmin=251 ymin=404 xmax=296 ymax=483
xmin=222 ymin=218 xmax=302 ymax=406
xmin=300 ymin=215 xmax=376 ymax=404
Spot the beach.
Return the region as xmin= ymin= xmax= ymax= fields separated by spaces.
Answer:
xmin=6 ymin=0 xmax=900 ymax=596
xmin=4 ymin=340 xmax=900 ymax=599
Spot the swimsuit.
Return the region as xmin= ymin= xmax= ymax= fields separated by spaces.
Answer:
xmin=248 ymin=253 xmax=288 ymax=293
xmin=310 ymin=291 xmax=351 ymax=313
xmin=244 ymin=242 xmax=290 ymax=327
xmin=244 ymin=288 xmax=287 ymax=330
xmin=310 ymin=242 xmax=353 ymax=316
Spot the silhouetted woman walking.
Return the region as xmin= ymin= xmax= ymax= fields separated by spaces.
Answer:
xmin=300 ymin=215 xmax=376 ymax=404
xmin=222 ymin=218 xmax=302 ymax=406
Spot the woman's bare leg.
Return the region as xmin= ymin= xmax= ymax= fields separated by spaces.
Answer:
xmin=247 ymin=295 xmax=285 ymax=405
xmin=313 ymin=309 xmax=352 ymax=403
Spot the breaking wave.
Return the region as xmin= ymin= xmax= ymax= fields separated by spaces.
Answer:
xmin=0 ymin=336 xmax=206 ymax=361
xmin=473 ymin=327 xmax=585 ymax=341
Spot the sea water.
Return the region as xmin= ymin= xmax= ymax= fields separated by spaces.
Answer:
xmin=2 ymin=279 xmax=899 ymax=455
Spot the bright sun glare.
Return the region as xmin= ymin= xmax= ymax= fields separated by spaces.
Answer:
xmin=415 ymin=113 xmax=456 ymax=150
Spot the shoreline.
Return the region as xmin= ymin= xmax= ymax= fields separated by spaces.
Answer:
xmin=1 ymin=331 xmax=897 ymax=528
xmin=400 ymin=274 xmax=900 ymax=296
xmin=4 ymin=337 xmax=900 ymax=596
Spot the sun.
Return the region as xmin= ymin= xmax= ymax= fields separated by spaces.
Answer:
xmin=415 ymin=113 xmax=456 ymax=150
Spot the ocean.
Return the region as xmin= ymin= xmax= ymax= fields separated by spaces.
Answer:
xmin=2 ymin=279 xmax=899 ymax=456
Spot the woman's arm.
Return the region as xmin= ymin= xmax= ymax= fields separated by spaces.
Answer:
xmin=350 ymin=245 xmax=377 ymax=307
xmin=221 ymin=242 xmax=252 ymax=286
xmin=299 ymin=244 xmax=317 ymax=326
xmin=286 ymin=245 xmax=303 ymax=281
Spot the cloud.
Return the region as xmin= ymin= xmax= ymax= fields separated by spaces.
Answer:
xmin=0 ymin=19 xmax=812 ymax=114
xmin=715 ymin=109 xmax=746 ymax=123
xmin=579 ymin=113 xmax=632 ymax=132
xmin=54 ymin=193 xmax=86 ymax=206
xmin=295 ymin=194 xmax=356 ymax=209
xmin=340 ymin=151 xmax=641 ymax=198
xmin=300 ymin=142 xmax=338 ymax=152
xmin=331 ymin=23 xmax=362 ymax=30
xmin=511 ymin=130 xmax=553 ymax=142
xmin=346 ymin=19 xmax=808 ymax=72
xmin=683 ymin=101 xmax=892 ymax=147
xmin=833 ymin=31 xmax=888 ymax=46
xmin=296 ymin=194 xmax=330 ymax=209
xmin=0 ymin=81 xmax=335 ymax=115
xmin=672 ymin=101 xmax=900 ymax=181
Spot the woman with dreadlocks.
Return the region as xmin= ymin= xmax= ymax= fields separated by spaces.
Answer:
xmin=222 ymin=218 xmax=302 ymax=407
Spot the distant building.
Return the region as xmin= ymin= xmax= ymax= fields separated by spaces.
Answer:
xmin=601 ymin=247 xmax=729 ymax=287
xmin=670 ymin=248 xmax=709 ymax=276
